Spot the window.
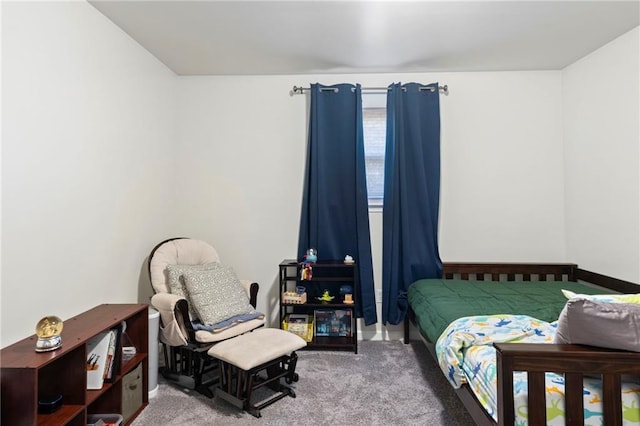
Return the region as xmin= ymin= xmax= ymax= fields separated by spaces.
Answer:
xmin=362 ymin=107 xmax=386 ymax=207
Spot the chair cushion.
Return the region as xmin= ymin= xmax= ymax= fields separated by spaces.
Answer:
xmin=554 ymin=298 xmax=640 ymax=352
xmin=208 ymin=328 xmax=307 ymax=370
xmin=182 ymin=263 xmax=257 ymax=326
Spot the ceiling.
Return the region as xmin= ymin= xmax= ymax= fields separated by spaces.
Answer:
xmin=89 ymin=0 xmax=640 ymax=76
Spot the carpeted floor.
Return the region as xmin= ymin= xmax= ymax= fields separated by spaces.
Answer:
xmin=132 ymin=340 xmax=475 ymax=425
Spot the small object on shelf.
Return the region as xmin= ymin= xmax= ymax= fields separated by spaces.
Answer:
xmin=343 ymin=294 xmax=354 ymax=304
xmin=34 ymin=315 xmax=63 ymax=352
xmin=87 ymin=413 xmax=123 ymax=426
xmin=37 ymin=393 xmax=62 ymax=414
xmin=120 ymin=325 xmax=138 ymax=364
xmin=339 ymin=284 xmax=353 ymax=296
xmin=301 ymin=263 xmax=313 ymax=280
xmin=122 ymin=346 xmax=137 ymax=364
xmin=282 ymin=291 xmax=307 ymax=304
xmin=303 ymin=248 xmax=317 ymax=264
xmin=296 ymin=285 xmax=306 ymax=294
xmin=344 ymin=255 xmax=354 ymax=264
xmin=316 ymin=290 xmax=334 ymax=302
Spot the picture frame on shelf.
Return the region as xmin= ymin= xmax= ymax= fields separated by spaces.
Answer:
xmin=314 ymin=309 xmax=352 ymax=337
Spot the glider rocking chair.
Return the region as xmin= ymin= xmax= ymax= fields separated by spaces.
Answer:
xmin=148 ymin=237 xmax=265 ymax=397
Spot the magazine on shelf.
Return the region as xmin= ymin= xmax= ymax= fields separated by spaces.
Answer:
xmin=86 ymin=331 xmax=112 ymax=390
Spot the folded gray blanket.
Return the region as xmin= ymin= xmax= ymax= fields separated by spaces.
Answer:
xmin=192 ymin=311 xmax=264 ymax=333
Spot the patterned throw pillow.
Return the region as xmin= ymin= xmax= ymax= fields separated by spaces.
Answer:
xmin=182 ymin=264 xmax=256 ymax=326
xmin=166 ymin=263 xmax=219 ymax=296
xmin=166 ymin=263 xmax=219 ymax=317
xmin=561 ymin=289 xmax=640 ymax=304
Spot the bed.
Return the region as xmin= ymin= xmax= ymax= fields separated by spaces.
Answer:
xmin=403 ymin=263 xmax=640 ymax=425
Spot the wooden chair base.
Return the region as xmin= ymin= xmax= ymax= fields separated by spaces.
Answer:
xmin=215 ymin=352 xmax=300 ymax=417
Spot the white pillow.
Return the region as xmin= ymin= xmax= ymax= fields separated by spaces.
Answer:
xmin=182 ymin=264 xmax=256 ymax=326
xmin=561 ymin=289 xmax=640 ymax=304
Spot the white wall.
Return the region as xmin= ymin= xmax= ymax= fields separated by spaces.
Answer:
xmin=175 ymin=71 xmax=566 ymax=337
xmin=563 ymin=27 xmax=640 ymax=283
xmin=1 ymin=1 xmax=178 ymax=347
xmin=437 ymin=72 xmax=566 ymax=262
xmin=2 ymin=2 xmax=636 ymax=347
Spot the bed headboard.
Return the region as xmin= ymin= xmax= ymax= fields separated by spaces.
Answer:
xmin=441 ymin=262 xmax=639 ymax=293
xmin=442 ymin=262 xmax=578 ymax=282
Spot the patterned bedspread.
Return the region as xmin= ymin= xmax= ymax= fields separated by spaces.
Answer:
xmin=436 ymin=315 xmax=640 ymax=425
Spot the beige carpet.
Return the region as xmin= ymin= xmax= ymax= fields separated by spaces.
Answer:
xmin=132 ymin=340 xmax=475 ymax=425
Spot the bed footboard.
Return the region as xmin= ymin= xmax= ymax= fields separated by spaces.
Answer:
xmin=494 ymin=343 xmax=640 ymax=426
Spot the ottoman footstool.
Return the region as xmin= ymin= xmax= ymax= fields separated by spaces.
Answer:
xmin=208 ymin=328 xmax=307 ymax=417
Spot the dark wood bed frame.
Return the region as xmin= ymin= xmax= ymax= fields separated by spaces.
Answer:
xmin=403 ymin=262 xmax=640 ymax=426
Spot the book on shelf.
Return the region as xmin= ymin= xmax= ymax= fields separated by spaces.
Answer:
xmin=104 ymin=323 xmax=124 ymax=382
xmin=86 ymin=331 xmax=112 ymax=390
xmin=314 ymin=309 xmax=352 ymax=337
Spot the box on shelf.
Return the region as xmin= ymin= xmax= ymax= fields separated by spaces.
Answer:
xmin=282 ymin=314 xmax=314 ymax=342
xmin=282 ymin=291 xmax=307 ymax=304
xmin=314 ymin=309 xmax=352 ymax=337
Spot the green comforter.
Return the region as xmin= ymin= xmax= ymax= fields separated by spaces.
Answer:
xmin=407 ymin=279 xmax=614 ymax=343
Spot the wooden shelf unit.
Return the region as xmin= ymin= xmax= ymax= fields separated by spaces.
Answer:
xmin=1 ymin=304 xmax=149 ymax=426
xmin=279 ymin=259 xmax=358 ymax=353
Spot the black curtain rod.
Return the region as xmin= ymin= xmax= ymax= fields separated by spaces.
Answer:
xmin=292 ymin=84 xmax=449 ymax=95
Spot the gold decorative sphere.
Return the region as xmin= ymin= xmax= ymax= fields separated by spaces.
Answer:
xmin=36 ymin=316 xmax=63 ymax=337
xmin=35 ymin=316 xmax=63 ymax=352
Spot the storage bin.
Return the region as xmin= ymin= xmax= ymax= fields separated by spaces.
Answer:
xmin=87 ymin=413 xmax=123 ymax=426
xmin=282 ymin=314 xmax=314 ymax=342
xmin=121 ymin=363 xmax=143 ymax=423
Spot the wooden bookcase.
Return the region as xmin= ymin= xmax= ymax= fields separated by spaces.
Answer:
xmin=0 ymin=304 xmax=149 ymax=426
xmin=279 ymin=259 xmax=358 ymax=353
